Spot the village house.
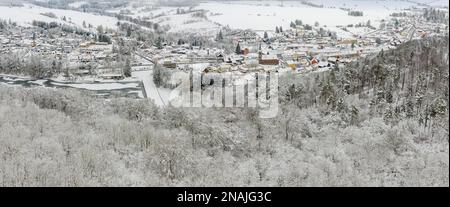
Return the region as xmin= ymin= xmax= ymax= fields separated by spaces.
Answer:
xmin=259 ymin=53 xmax=279 ymax=65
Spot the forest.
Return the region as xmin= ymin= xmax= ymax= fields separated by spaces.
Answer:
xmin=0 ymin=36 xmax=448 ymax=186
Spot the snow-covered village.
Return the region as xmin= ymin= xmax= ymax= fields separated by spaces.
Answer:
xmin=1 ymin=0 xmax=448 ymax=104
xmin=0 ymin=0 xmax=448 ymax=188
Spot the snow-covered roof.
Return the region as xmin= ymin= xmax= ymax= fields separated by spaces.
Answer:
xmin=261 ymin=54 xmax=277 ymax=60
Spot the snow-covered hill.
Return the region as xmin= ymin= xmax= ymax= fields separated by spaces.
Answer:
xmin=0 ymin=3 xmax=118 ymax=30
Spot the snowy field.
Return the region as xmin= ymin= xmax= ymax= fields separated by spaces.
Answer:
xmin=195 ymin=0 xmax=422 ymax=31
xmin=1 ymin=1 xmax=446 ymax=35
xmin=108 ymin=5 xmax=220 ymax=34
xmin=68 ymin=1 xmax=89 ymax=9
xmin=0 ymin=3 xmax=118 ymax=30
xmin=151 ymin=10 xmax=220 ymax=34
xmin=107 ymin=0 xmax=402 ymax=35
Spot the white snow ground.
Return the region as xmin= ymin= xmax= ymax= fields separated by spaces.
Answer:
xmin=132 ymin=70 xmax=172 ymax=107
xmin=1 ymin=1 xmax=445 ymax=36
xmin=195 ymin=0 xmax=422 ymax=31
xmin=0 ymin=3 xmax=118 ymax=30
xmin=68 ymin=1 xmax=89 ymax=9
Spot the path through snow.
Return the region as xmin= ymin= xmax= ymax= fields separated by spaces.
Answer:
xmin=132 ymin=70 xmax=172 ymax=107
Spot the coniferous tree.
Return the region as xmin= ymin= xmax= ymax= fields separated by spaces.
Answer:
xmin=235 ymin=42 xmax=241 ymax=54
xmin=153 ymin=63 xmax=162 ymax=87
xmin=216 ymin=30 xmax=223 ymax=41
xmin=124 ymin=59 xmax=132 ymax=77
xmin=290 ymin=22 xmax=296 ymax=28
xmin=155 ymin=37 xmax=163 ymax=49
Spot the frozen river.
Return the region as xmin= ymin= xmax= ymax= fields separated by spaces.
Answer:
xmin=0 ymin=71 xmax=174 ymax=107
xmin=0 ymin=75 xmax=144 ymax=99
